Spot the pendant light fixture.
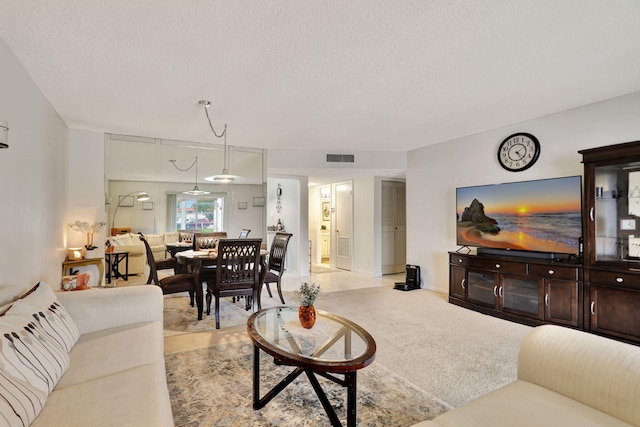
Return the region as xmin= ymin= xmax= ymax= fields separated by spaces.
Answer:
xmin=170 ymin=156 xmax=210 ymax=196
xmin=198 ymin=100 xmax=241 ymax=183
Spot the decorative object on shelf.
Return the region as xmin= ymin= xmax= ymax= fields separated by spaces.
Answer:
xmin=68 ymin=220 xmax=107 ymax=250
xmin=61 ymin=275 xmax=78 ymax=291
xmin=170 ymin=156 xmax=210 ymax=195
xmin=0 ymin=120 xmax=8 ymax=149
xmin=198 ymin=99 xmax=242 ymax=183
xmin=276 ymin=183 xmax=283 ymax=213
xmin=497 ymin=132 xmax=540 ymax=172
xmin=110 ymin=191 xmax=149 ymax=235
xmin=296 ymin=282 xmax=320 ymax=329
xmin=322 ymin=201 xmax=330 ymax=220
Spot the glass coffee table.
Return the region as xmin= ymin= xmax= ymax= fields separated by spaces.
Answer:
xmin=247 ymin=306 xmax=376 ymax=427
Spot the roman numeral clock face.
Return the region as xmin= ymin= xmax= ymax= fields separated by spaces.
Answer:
xmin=497 ymin=133 xmax=540 ymax=172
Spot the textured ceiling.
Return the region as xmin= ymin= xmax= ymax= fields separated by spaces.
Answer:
xmin=1 ymin=1 xmax=640 ymax=154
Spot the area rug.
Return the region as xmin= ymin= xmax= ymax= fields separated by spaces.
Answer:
xmin=163 ymin=293 xmax=293 ymax=337
xmin=165 ymin=340 xmax=447 ymax=426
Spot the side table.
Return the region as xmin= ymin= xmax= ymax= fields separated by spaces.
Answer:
xmin=105 ymin=251 xmax=129 ymax=285
xmin=61 ymin=257 xmax=104 ymax=288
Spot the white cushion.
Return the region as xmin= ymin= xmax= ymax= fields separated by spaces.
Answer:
xmin=0 ymin=366 xmax=48 ymax=426
xmin=518 ymin=325 xmax=640 ymax=426
xmin=164 ymin=232 xmax=179 ymax=244
xmin=0 ymin=283 xmax=75 ymax=394
xmin=57 ymin=321 xmax=164 ymax=388
xmin=32 ymin=364 xmax=174 ymax=427
xmin=426 ymin=380 xmax=632 ymax=427
xmin=56 ymin=286 xmax=164 ymax=336
xmin=110 ymin=233 xmax=137 ymax=246
xmin=145 ymin=234 xmax=165 ymax=247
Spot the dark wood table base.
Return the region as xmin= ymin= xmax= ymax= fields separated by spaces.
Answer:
xmin=252 ymin=344 xmax=358 ymax=427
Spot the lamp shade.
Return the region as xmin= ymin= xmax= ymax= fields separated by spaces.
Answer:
xmin=67 ymin=247 xmax=84 ymax=260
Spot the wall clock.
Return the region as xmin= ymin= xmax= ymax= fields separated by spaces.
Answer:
xmin=497 ymin=132 xmax=540 ymax=172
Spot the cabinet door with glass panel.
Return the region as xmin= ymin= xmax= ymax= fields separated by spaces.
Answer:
xmin=581 ymin=142 xmax=640 ymax=266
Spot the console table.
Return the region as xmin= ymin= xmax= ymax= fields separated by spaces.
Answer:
xmin=105 ymin=251 xmax=129 ymax=284
xmin=449 ymin=252 xmax=583 ymax=328
xmin=61 ymin=257 xmax=104 ymax=288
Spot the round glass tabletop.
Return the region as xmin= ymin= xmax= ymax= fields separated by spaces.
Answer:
xmin=248 ymin=306 xmax=376 ymax=370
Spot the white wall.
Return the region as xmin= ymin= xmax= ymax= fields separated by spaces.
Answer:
xmin=407 ymin=92 xmax=640 ymax=294
xmin=67 ymin=130 xmax=106 ymax=253
xmin=267 ymin=176 xmax=309 ymax=277
xmin=0 ymin=38 xmax=69 ymax=293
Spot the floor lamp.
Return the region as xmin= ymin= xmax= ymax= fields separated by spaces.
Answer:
xmin=110 ymin=191 xmax=149 ymax=236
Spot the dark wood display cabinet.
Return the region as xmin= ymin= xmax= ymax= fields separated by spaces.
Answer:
xmin=449 ymin=253 xmax=582 ymax=328
xmin=580 ymin=141 xmax=640 ymax=345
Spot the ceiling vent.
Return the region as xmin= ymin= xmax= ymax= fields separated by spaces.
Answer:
xmin=326 ymin=154 xmax=355 ymax=163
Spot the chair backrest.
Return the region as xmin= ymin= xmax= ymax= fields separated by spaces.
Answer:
xmin=268 ymin=232 xmax=293 ymax=274
xmin=193 ymin=232 xmax=227 ymax=250
xmin=139 ymin=234 xmax=159 ymax=285
xmin=178 ymin=230 xmax=194 ymax=243
xmin=214 ymin=239 xmax=262 ymax=290
xmin=238 ymin=229 xmax=251 ymax=238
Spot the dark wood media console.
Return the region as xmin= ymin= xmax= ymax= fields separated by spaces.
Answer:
xmin=450 ymin=140 xmax=640 ymax=345
xmin=449 ymin=252 xmax=583 ymax=329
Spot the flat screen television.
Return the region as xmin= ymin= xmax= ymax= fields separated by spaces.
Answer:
xmin=456 ymin=176 xmax=583 ymax=256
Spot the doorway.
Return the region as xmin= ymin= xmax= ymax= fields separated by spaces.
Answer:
xmin=335 ymin=181 xmax=353 ymax=271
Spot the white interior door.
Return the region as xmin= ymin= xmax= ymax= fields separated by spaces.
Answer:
xmin=335 ymin=181 xmax=353 ymax=271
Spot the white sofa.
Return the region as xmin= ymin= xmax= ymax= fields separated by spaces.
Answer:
xmin=109 ymin=232 xmax=180 ymax=275
xmin=413 ymin=324 xmax=640 ymax=427
xmin=0 ymin=283 xmax=173 ymax=426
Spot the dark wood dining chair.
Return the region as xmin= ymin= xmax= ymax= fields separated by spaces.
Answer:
xmin=239 ymin=229 xmax=251 ymax=238
xmin=140 ymin=234 xmax=197 ymax=307
xmin=262 ymin=232 xmax=293 ymax=304
xmin=193 ymin=232 xmax=227 ymax=250
xmin=204 ymin=238 xmax=262 ymax=329
xmin=178 ymin=230 xmax=194 ymax=243
xmin=139 ymin=233 xmax=176 ymax=285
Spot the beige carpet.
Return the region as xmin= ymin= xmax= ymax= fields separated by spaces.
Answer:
xmin=163 ymin=286 xmax=532 ymax=412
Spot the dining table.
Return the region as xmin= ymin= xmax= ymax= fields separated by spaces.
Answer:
xmin=175 ymin=249 xmax=269 ymax=320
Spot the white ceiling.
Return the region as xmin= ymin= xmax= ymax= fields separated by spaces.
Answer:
xmin=1 ymin=1 xmax=640 ymax=157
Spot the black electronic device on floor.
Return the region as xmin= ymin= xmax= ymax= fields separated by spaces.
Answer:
xmin=394 ymin=264 xmax=421 ymax=291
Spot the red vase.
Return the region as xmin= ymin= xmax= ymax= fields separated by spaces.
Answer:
xmin=298 ymin=305 xmax=316 ymax=329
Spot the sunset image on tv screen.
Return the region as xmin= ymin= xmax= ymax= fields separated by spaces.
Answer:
xmin=456 ymin=176 xmax=582 ymax=254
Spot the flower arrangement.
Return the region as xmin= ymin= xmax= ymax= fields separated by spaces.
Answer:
xmin=68 ymin=220 xmax=107 ymax=250
xmin=295 ymin=282 xmax=320 ymax=307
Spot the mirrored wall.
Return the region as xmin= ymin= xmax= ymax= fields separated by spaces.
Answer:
xmin=105 ymin=134 xmax=266 ymax=239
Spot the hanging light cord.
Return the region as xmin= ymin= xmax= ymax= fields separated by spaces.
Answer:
xmin=202 ymin=103 xmax=230 ymax=172
xmin=170 ymin=156 xmax=202 ymax=186
xmin=169 ymin=157 xmax=197 ymax=172
xmin=203 ymin=104 xmax=226 ymax=138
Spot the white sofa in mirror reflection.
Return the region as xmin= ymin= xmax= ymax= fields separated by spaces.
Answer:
xmin=108 ymin=232 xmax=180 ymax=275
